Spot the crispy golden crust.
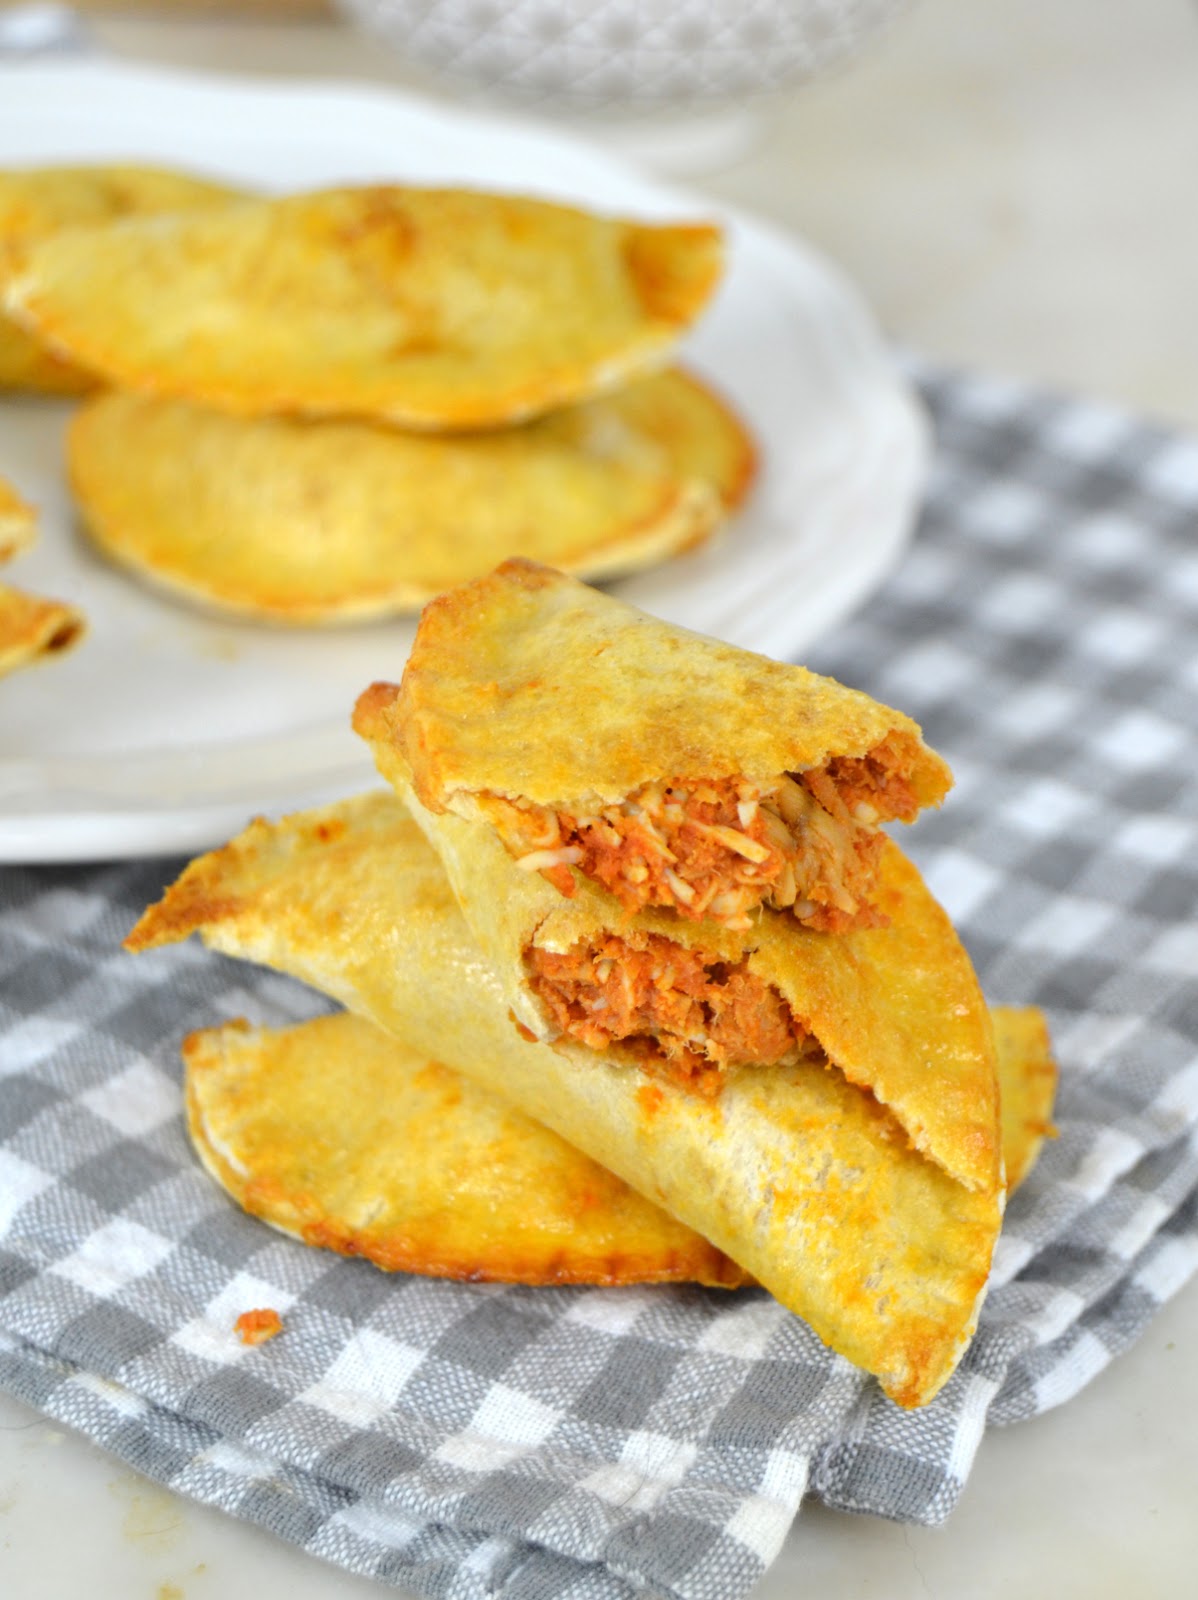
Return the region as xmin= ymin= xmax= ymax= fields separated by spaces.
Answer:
xmin=0 ymin=474 xmax=37 ymax=563
xmin=0 ymin=163 xmax=243 ymax=394
xmin=0 ymin=582 xmax=85 ymax=679
xmin=0 ymin=314 xmax=92 ymax=395
xmin=186 ymin=1011 xmax=747 ymax=1288
xmin=186 ymin=1004 xmax=1051 ymax=1293
xmin=127 ymin=792 xmax=1002 ymax=1408
xmin=7 ymin=186 xmax=723 ymax=428
xmin=991 ymin=1004 xmax=1058 ymax=1190
xmin=365 ymin=560 xmax=952 ymax=814
xmin=66 ymin=369 xmax=753 ymax=624
xmin=356 ymin=740 xmax=999 ymax=1198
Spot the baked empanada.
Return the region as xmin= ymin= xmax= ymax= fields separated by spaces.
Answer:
xmin=992 ymin=1004 xmax=1058 ymax=1190
xmin=353 ymin=739 xmax=1000 ymax=1198
xmin=128 ymin=791 xmax=1003 ymax=1408
xmin=6 ymin=186 xmax=723 ymax=428
xmin=185 ymin=1004 xmax=1053 ymax=1289
xmin=0 ymin=163 xmax=243 ymax=394
xmin=0 ymin=473 xmax=36 ymax=562
xmin=66 ymin=370 xmax=754 ymax=623
xmin=359 ymin=561 xmax=952 ymax=935
xmin=185 ymin=1010 xmax=747 ymax=1289
xmin=0 ymin=582 xmax=85 ymax=679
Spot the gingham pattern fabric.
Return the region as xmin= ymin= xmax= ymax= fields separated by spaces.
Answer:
xmin=2 ymin=363 xmax=1197 ymax=1599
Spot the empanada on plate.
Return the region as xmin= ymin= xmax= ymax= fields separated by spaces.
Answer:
xmin=66 ymin=369 xmax=754 ymax=623
xmin=0 ymin=473 xmax=36 ymax=562
xmin=0 ymin=583 xmax=85 ymax=679
xmin=0 ymin=163 xmax=243 ymax=394
xmin=185 ymin=1004 xmax=1053 ymax=1289
xmin=7 ymin=186 xmax=724 ymax=428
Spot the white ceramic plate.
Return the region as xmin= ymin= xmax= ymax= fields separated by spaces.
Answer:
xmin=0 ymin=61 xmax=927 ymax=863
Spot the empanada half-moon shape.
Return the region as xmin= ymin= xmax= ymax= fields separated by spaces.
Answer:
xmin=127 ymin=791 xmax=1003 ymax=1408
xmin=0 ymin=164 xmax=243 ymax=394
xmin=186 ymin=1005 xmax=1052 ymax=1289
xmin=66 ymin=369 xmax=754 ymax=624
xmin=359 ymin=562 xmax=951 ymax=933
xmin=185 ymin=1010 xmax=748 ymax=1289
xmin=6 ymin=186 xmax=724 ymax=428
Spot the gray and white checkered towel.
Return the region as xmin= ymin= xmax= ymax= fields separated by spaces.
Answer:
xmin=2 ymin=363 xmax=1197 ymax=1599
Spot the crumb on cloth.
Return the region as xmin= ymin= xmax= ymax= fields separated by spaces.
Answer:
xmin=234 ymin=1308 xmax=283 ymax=1346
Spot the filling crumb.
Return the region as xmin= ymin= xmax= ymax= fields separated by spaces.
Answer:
xmin=234 ymin=1308 xmax=283 ymax=1346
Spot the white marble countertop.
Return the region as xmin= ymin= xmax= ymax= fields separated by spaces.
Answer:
xmin=3 ymin=2 xmax=1198 ymax=1596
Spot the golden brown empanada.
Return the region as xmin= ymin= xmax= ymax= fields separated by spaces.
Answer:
xmin=66 ymin=370 xmax=754 ymax=623
xmin=185 ymin=1011 xmax=748 ymax=1289
xmin=6 ymin=186 xmax=723 ymax=428
xmin=358 ymin=561 xmax=951 ymax=935
xmin=186 ymin=1004 xmax=1053 ymax=1290
xmin=992 ymin=1004 xmax=1058 ymax=1190
xmin=0 ymin=163 xmax=243 ymax=394
xmin=128 ymin=792 xmax=1003 ymax=1408
xmin=356 ymin=741 xmax=1000 ymax=1199
xmin=0 ymin=472 xmax=36 ymax=562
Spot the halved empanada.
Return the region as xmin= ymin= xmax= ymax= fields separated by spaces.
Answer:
xmin=357 ymin=743 xmax=1000 ymax=1199
xmin=359 ymin=562 xmax=952 ymax=934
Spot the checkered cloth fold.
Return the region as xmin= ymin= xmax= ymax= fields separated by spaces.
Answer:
xmin=2 ymin=363 xmax=1197 ymax=1599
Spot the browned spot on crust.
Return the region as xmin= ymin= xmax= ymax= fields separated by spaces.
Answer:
xmin=124 ymin=890 xmax=244 ymax=951
xmin=624 ymin=223 xmax=723 ymax=323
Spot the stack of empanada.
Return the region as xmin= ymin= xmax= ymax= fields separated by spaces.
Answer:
xmin=129 ymin=561 xmax=1056 ymax=1408
xmin=3 ymin=181 xmax=753 ymax=621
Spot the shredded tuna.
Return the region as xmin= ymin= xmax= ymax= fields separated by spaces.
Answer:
xmin=481 ymin=733 xmax=921 ymax=931
xmin=526 ymin=932 xmax=822 ymax=1093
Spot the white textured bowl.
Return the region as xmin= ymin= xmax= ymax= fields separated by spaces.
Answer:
xmin=336 ymin=0 xmax=909 ymax=113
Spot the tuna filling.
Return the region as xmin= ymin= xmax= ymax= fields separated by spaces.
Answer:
xmin=483 ymin=735 xmax=919 ymax=932
xmin=526 ymin=932 xmax=823 ymax=1091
